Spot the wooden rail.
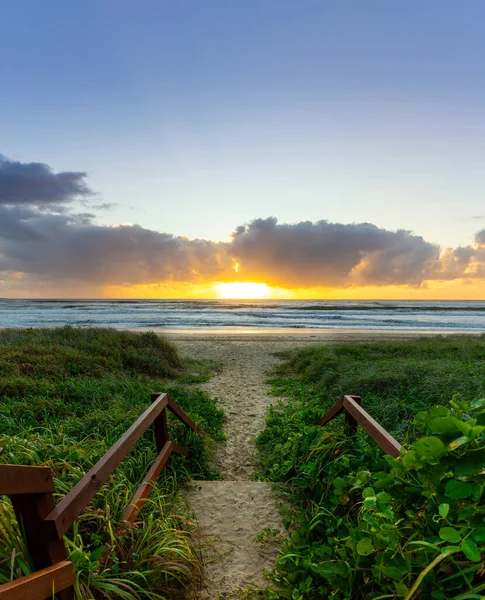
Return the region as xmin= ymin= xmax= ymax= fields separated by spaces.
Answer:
xmin=0 ymin=392 xmax=202 ymax=599
xmin=317 ymin=395 xmax=402 ymax=458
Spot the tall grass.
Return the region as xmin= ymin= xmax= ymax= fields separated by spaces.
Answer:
xmin=0 ymin=326 xmax=224 ymax=599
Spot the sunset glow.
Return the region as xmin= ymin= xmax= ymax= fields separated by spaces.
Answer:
xmin=214 ymin=282 xmax=273 ymax=300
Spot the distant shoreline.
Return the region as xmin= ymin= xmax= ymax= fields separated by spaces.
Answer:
xmin=156 ymin=327 xmax=484 ymax=342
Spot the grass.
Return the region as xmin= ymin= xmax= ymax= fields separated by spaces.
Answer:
xmin=0 ymin=326 xmax=224 ymax=599
xmin=256 ymin=335 xmax=485 ymax=600
xmin=266 ymin=334 xmax=485 ymax=441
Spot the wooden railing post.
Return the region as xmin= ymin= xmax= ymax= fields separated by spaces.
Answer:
xmin=5 ymin=465 xmax=73 ymax=599
xmin=151 ymin=392 xmax=169 ymax=452
xmin=344 ymin=395 xmax=361 ymax=436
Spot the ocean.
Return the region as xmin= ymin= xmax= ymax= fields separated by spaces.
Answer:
xmin=0 ymin=299 xmax=484 ymax=332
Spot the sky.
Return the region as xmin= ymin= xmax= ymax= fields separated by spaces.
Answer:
xmin=1 ymin=1 xmax=485 ymax=299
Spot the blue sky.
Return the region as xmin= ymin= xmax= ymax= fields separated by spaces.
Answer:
xmin=2 ymin=0 xmax=485 ymax=249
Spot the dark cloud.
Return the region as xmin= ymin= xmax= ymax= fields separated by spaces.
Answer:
xmin=476 ymin=230 xmax=485 ymax=245
xmin=1 ymin=154 xmax=485 ymax=292
xmin=0 ymin=154 xmax=93 ymax=206
xmin=0 ymin=213 xmax=231 ymax=286
xmin=230 ymin=218 xmax=440 ymax=287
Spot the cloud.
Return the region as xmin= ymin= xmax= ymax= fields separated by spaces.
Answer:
xmin=0 ymin=154 xmax=93 ymax=206
xmin=230 ymin=217 xmax=440 ymax=287
xmin=0 ymin=214 xmax=231 ymax=286
xmin=476 ymin=230 xmax=485 ymax=245
xmin=1 ymin=153 xmax=485 ymax=294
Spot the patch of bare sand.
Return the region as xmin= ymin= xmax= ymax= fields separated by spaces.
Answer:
xmin=175 ymin=339 xmax=310 ymax=480
xmin=174 ymin=338 xmax=311 ymax=599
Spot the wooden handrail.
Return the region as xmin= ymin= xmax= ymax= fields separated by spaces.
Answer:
xmin=167 ymin=397 xmax=204 ymax=435
xmin=0 ymin=392 xmax=203 ymax=599
xmin=0 ymin=465 xmax=55 ymax=495
xmin=121 ymin=440 xmax=172 ymax=525
xmin=45 ymin=393 xmax=170 ymax=536
xmin=0 ymin=561 xmax=75 ymax=600
xmin=317 ymin=395 xmax=402 ymax=458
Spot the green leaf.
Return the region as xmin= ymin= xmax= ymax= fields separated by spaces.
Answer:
xmin=362 ymin=487 xmax=375 ymax=498
xmin=376 ymin=565 xmax=405 ymax=581
xmin=430 ymin=406 xmax=451 ymax=418
xmin=462 ymin=539 xmax=481 ymax=562
xmin=402 ymin=450 xmax=421 ymax=469
xmin=439 ymin=527 xmax=461 ymax=543
xmin=376 ymin=491 xmax=391 ymax=505
xmin=413 ymin=411 xmax=429 ymax=426
xmin=438 ymin=503 xmax=450 ymax=519
xmin=449 ymin=436 xmax=469 ymax=450
xmin=445 ymin=479 xmax=472 ymax=500
xmin=472 ymin=528 xmax=485 ymax=543
xmin=470 ymin=398 xmax=485 ymax=410
xmin=395 ymin=582 xmax=410 ymax=597
xmin=414 ymin=436 xmax=446 ymax=459
xmin=427 ymin=416 xmax=460 ymax=434
xmin=470 ymin=425 xmax=485 ymax=439
xmin=356 ymin=537 xmax=375 ymax=556
xmin=90 ymin=545 xmax=105 ymax=561
xmin=453 ymin=418 xmax=473 ymax=437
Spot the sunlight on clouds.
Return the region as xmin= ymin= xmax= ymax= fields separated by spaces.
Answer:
xmin=214 ymin=282 xmax=273 ymax=299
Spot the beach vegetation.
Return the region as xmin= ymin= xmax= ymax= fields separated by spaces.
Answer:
xmin=257 ymin=336 xmax=485 ymax=599
xmin=0 ymin=326 xmax=224 ymax=599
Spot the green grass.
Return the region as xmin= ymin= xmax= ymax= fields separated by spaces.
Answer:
xmin=256 ymin=335 xmax=485 ymax=600
xmin=266 ymin=334 xmax=485 ymax=441
xmin=0 ymin=326 xmax=224 ymax=599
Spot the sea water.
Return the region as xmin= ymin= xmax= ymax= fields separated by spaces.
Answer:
xmin=0 ymin=299 xmax=484 ymax=332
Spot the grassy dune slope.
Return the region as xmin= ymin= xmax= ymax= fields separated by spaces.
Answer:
xmin=257 ymin=336 xmax=485 ymax=600
xmin=0 ymin=327 xmax=224 ymax=599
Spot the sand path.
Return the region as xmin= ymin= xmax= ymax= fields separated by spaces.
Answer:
xmin=173 ymin=338 xmax=312 ymax=598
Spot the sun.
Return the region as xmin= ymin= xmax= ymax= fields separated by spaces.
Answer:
xmin=214 ymin=282 xmax=272 ymax=300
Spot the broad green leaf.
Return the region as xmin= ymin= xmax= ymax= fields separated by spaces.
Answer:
xmin=453 ymin=418 xmax=473 ymax=436
xmin=90 ymin=545 xmax=105 ymax=561
xmin=439 ymin=527 xmax=461 ymax=543
xmin=471 ymin=527 xmax=485 ymax=543
xmin=427 ymin=417 xmax=460 ymax=434
xmin=356 ymin=537 xmax=375 ymax=556
xmin=470 ymin=425 xmax=485 ymax=439
xmin=376 ymin=565 xmax=405 ymax=581
xmin=362 ymin=487 xmax=375 ymax=498
xmin=430 ymin=406 xmax=451 ymax=418
xmin=413 ymin=411 xmax=429 ymax=426
xmin=333 ymin=561 xmax=348 ymax=577
xmin=414 ymin=436 xmax=446 ymax=459
xmin=376 ymin=491 xmax=391 ymax=505
xmin=438 ymin=503 xmax=449 ymax=519
xmin=445 ymin=479 xmax=472 ymax=499
xmin=395 ymin=582 xmax=410 ymax=597
xmin=402 ymin=450 xmax=420 ymax=469
xmin=462 ymin=539 xmax=481 ymax=562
